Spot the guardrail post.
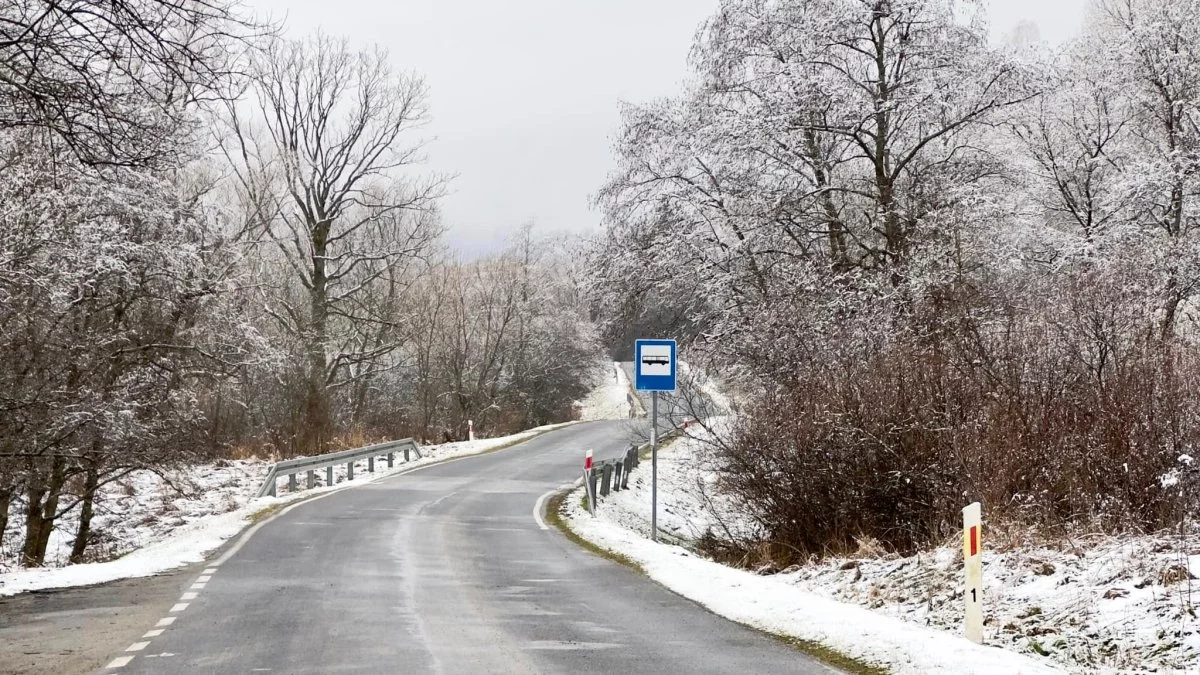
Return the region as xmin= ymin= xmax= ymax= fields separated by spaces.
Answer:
xmin=404 ymin=445 xmax=411 ymax=461
xmin=326 ymin=465 xmax=333 ymax=486
xmin=613 ymin=462 xmax=623 ymax=491
xmin=600 ymin=464 xmax=613 ymax=497
xmin=288 ymin=473 xmax=297 ymax=492
xmin=621 ymin=456 xmax=632 ymax=489
xmin=387 ymin=452 xmax=394 ymax=468
xmin=268 ymin=477 xmax=276 ymax=497
xmin=307 ymin=470 xmax=315 ymax=489
xmin=347 ymin=461 xmax=354 ymax=481
xmin=588 ymin=470 xmax=600 ymax=507
xmin=368 ymin=456 xmax=375 ymax=473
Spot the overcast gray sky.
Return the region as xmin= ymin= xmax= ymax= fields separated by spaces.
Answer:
xmin=252 ymin=0 xmax=1088 ymax=256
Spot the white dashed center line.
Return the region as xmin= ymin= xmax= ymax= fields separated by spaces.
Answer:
xmin=108 ymin=567 xmax=218 ymax=669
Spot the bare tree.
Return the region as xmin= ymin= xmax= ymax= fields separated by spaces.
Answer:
xmin=0 ymin=0 xmax=267 ymax=167
xmin=223 ymin=33 xmax=443 ymax=453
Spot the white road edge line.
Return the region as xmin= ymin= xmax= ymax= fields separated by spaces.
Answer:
xmin=534 ymin=479 xmax=583 ymax=530
xmin=169 ymin=603 xmax=189 ymax=613
xmin=533 ymin=489 xmax=554 ymax=530
xmin=180 ymin=592 xmax=198 ymax=601
xmin=197 ymin=575 xmax=212 ymax=582
xmin=155 ymin=617 xmax=176 ymax=627
xmin=190 ymin=583 xmax=206 ymax=590
xmin=126 ymin=642 xmax=150 ymax=652
xmin=106 ymin=656 xmax=134 ymax=669
xmin=143 ymin=629 xmax=164 ymax=638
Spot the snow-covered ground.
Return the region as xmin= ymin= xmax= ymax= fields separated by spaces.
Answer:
xmin=576 ymin=361 xmax=633 ymax=420
xmin=785 ymin=531 xmax=1200 ymax=674
xmin=564 ymin=476 xmax=1061 ymax=675
xmin=571 ymin=430 xmax=1200 ymax=674
xmin=0 ymin=422 xmax=577 ymax=596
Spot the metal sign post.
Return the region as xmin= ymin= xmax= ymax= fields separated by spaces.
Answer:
xmin=651 ymin=391 xmax=658 ymax=542
xmin=634 ymin=339 xmax=677 ymax=544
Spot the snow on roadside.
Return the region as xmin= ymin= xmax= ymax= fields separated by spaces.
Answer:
xmin=578 ymin=432 xmax=1200 ymax=674
xmin=0 ymin=421 xmax=578 ymax=596
xmin=783 ymin=533 xmax=1200 ymax=674
xmin=599 ymin=424 xmax=759 ymax=545
xmin=563 ymin=484 xmax=1063 ymax=675
xmin=577 ymin=361 xmax=633 ymax=420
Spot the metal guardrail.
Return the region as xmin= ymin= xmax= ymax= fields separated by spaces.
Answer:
xmin=255 ymin=438 xmax=423 ymax=498
xmin=583 ymin=444 xmax=640 ymax=512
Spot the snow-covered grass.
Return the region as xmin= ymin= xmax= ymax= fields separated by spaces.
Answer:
xmin=597 ymin=423 xmax=759 ymax=546
xmin=576 ymin=361 xmax=634 ymax=420
xmin=782 ymin=529 xmax=1200 ymax=674
xmin=569 ymin=430 xmax=1200 ymax=674
xmin=0 ymin=421 xmax=578 ymax=596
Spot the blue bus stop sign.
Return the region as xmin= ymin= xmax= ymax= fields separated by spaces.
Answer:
xmin=634 ymin=339 xmax=677 ymax=392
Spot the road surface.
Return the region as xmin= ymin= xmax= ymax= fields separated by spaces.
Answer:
xmin=75 ymin=420 xmax=833 ymax=674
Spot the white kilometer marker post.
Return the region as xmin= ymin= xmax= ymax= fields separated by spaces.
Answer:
xmin=583 ymin=450 xmax=595 ymax=515
xmin=963 ymin=501 xmax=983 ymax=644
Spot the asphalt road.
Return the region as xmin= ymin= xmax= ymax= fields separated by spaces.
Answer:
xmin=0 ymin=566 xmax=195 ymax=675
xmin=92 ymin=420 xmax=834 ymax=675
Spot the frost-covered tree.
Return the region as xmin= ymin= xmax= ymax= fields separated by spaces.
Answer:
xmin=0 ymin=130 xmax=259 ymax=565
xmin=0 ymin=0 xmax=265 ymax=167
xmin=222 ymin=33 xmax=444 ymax=454
xmin=595 ymin=0 xmax=1033 ymax=381
xmin=590 ymin=0 xmax=1200 ymax=556
xmin=1087 ymin=0 xmax=1200 ymax=337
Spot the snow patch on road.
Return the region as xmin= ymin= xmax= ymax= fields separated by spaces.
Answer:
xmin=0 ymin=422 xmax=577 ymax=596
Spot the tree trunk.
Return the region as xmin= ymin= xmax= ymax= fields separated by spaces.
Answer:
xmin=22 ymin=456 xmax=67 ymax=567
xmin=0 ymin=488 xmax=10 ymax=551
xmin=303 ymin=219 xmax=333 ymax=455
xmin=69 ymin=462 xmax=100 ymax=564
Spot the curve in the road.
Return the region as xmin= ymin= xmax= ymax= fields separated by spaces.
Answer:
xmin=98 ymin=421 xmax=836 ymax=675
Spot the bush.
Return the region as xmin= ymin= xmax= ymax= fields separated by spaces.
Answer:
xmin=719 ymin=284 xmax=1200 ymax=558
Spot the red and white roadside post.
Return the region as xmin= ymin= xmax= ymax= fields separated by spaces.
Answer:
xmin=963 ymin=501 xmax=983 ymax=644
xmin=583 ymin=450 xmax=596 ymax=515
xmin=467 ymin=419 xmax=475 ymax=442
